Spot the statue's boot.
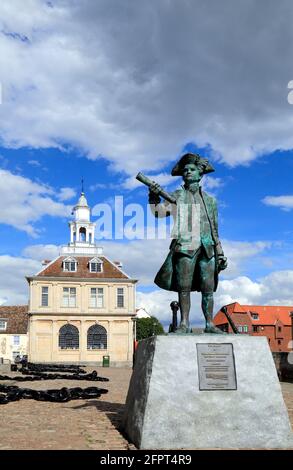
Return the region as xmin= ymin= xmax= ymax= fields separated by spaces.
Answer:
xmin=177 ymin=291 xmax=190 ymax=333
xmin=176 ymin=322 xmax=189 ymax=334
xmin=202 ymin=292 xmax=225 ymax=334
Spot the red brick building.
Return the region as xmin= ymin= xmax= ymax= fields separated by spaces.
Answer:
xmin=214 ymin=302 xmax=293 ymax=352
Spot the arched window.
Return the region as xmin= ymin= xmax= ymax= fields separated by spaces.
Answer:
xmin=87 ymin=324 xmax=107 ymax=350
xmin=59 ymin=324 xmax=79 ymax=349
xmin=79 ymin=227 xmax=86 ymax=242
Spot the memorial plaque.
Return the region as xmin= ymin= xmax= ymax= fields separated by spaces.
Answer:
xmin=197 ymin=343 xmax=237 ymax=390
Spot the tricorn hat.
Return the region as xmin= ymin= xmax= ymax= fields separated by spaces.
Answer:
xmin=171 ymin=153 xmax=215 ymax=176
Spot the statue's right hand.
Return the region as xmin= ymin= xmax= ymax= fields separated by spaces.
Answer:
xmin=148 ymin=182 xmax=161 ymax=204
xmin=149 ymin=182 xmax=161 ymax=195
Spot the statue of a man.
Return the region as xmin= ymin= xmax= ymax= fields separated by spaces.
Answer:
xmin=149 ymin=152 xmax=227 ymax=333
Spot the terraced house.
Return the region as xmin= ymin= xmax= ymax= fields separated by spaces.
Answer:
xmin=27 ymin=191 xmax=137 ymax=366
xmin=0 ymin=305 xmax=28 ymax=363
xmin=214 ymin=302 xmax=293 ymax=352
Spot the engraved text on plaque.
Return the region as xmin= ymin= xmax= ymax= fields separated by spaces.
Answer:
xmin=196 ymin=343 xmax=237 ymax=390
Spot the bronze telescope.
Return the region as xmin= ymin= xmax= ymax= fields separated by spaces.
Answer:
xmin=136 ymin=172 xmax=177 ymax=205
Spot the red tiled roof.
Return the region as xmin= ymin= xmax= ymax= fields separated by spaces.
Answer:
xmin=214 ymin=302 xmax=246 ymax=324
xmin=214 ymin=303 xmax=293 ymax=326
xmin=0 ymin=305 xmax=29 ymax=334
xmin=241 ymin=305 xmax=293 ymax=326
xmin=35 ymin=256 xmax=129 ymax=279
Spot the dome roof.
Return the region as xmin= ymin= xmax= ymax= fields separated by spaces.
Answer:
xmin=76 ymin=192 xmax=88 ymax=208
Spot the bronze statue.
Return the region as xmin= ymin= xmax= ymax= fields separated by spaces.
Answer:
xmin=137 ymin=152 xmax=227 ymax=334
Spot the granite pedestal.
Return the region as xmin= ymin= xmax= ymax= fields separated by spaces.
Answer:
xmin=122 ymin=335 xmax=293 ymax=449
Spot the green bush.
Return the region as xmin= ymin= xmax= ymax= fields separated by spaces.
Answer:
xmin=136 ymin=316 xmax=165 ymax=340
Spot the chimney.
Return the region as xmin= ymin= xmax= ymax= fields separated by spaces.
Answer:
xmin=114 ymin=261 xmax=123 ymax=268
xmin=41 ymin=260 xmax=51 ymax=266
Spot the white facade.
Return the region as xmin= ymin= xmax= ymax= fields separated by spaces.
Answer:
xmin=0 ymin=334 xmax=28 ymax=362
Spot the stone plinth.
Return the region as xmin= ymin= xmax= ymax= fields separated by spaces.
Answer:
xmin=122 ymin=335 xmax=293 ymax=449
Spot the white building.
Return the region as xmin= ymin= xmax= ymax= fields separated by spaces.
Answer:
xmin=26 ymin=191 xmax=137 ymax=366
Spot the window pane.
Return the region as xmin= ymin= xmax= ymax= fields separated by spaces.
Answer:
xmin=90 ymin=288 xmax=96 ymax=308
xmin=41 ymin=286 xmax=48 ymax=306
xmin=62 ymin=287 xmax=76 ymax=307
xmin=14 ymin=336 xmax=20 ymax=345
xmin=59 ymin=324 xmax=79 ymax=349
xmin=90 ymin=287 xmax=103 ymax=307
xmin=90 ymin=262 xmax=102 ymax=272
xmin=87 ymin=325 xmax=107 ymax=350
xmin=97 ymin=294 xmax=103 ymax=307
xmin=117 ymin=288 xmax=124 ymax=308
xmin=64 ymin=261 xmax=76 ymax=271
xmin=69 ymin=293 xmax=76 ymax=307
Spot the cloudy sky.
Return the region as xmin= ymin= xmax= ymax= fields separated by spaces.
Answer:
xmin=0 ymin=0 xmax=293 ymax=327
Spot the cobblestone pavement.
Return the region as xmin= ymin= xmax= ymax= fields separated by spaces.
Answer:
xmin=0 ymin=368 xmax=292 ymax=450
xmin=0 ymin=367 xmax=133 ymax=450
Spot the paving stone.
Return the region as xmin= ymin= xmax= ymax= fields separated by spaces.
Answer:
xmin=0 ymin=367 xmax=292 ymax=450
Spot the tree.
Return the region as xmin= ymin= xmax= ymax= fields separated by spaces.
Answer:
xmin=136 ymin=316 xmax=165 ymax=340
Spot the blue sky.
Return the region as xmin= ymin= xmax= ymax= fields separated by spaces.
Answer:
xmin=0 ymin=1 xmax=293 ymax=327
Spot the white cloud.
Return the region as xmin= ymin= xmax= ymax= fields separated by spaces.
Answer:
xmin=0 ymin=169 xmax=72 ymax=235
xmin=202 ymin=176 xmax=224 ymax=191
xmin=221 ymin=240 xmax=272 ymax=277
xmin=216 ymin=271 xmax=293 ymax=308
xmin=262 ymin=195 xmax=293 ymax=211
xmin=2 ymin=238 xmax=292 ymax=323
xmin=22 ymin=244 xmax=60 ymax=261
xmin=103 ymin=239 xmax=168 ymax=285
xmin=0 ymin=1 xmax=293 ymax=173
xmin=122 ymin=173 xmax=180 ymax=190
xmin=57 ymin=187 xmax=76 ymax=201
xmin=102 ymin=238 xmax=273 ymax=284
xmin=0 ymin=255 xmax=40 ymax=305
xmin=137 ymin=270 xmax=293 ymax=327
xmin=216 ymin=276 xmax=264 ymax=307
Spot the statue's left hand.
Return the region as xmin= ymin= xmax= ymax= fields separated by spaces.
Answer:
xmin=218 ymin=256 xmax=228 ymax=271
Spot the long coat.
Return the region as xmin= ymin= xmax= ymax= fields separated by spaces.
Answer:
xmin=153 ymin=187 xmax=224 ymax=293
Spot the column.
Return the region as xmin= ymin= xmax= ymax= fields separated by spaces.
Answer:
xmin=52 ymin=319 xmax=59 ymax=361
xmin=79 ymin=320 xmax=87 ymax=361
